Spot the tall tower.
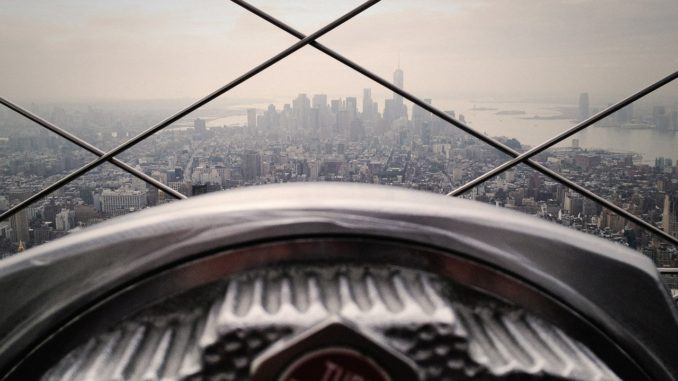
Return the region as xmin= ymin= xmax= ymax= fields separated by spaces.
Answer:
xmin=194 ymin=118 xmax=207 ymax=135
xmin=578 ymin=93 xmax=589 ymax=122
xmin=293 ymin=94 xmax=311 ymax=131
xmin=242 ymin=150 xmax=261 ymax=181
xmin=247 ymin=109 xmax=257 ymax=129
xmin=345 ymin=97 xmax=357 ymax=122
xmin=663 ymin=192 xmax=678 ymax=238
xmin=362 ymin=88 xmax=372 ymax=118
xmin=312 ymin=94 xmax=327 ymax=110
xmin=9 ymin=208 xmax=29 ymax=245
xmin=393 ymin=66 xmax=405 ymax=119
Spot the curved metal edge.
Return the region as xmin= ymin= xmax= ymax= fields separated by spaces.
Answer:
xmin=0 ymin=183 xmax=676 ymax=380
xmin=2 ymin=238 xmax=647 ymax=381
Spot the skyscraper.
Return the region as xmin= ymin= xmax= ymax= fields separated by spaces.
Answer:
xmin=194 ymin=118 xmax=207 ymax=135
xmin=310 ymin=107 xmax=320 ymax=131
xmin=663 ymin=192 xmax=678 ymax=238
xmin=412 ymin=98 xmax=432 ymax=128
xmin=362 ymin=88 xmax=372 ymax=118
xmin=345 ymin=97 xmax=357 ymax=122
xmin=293 ymin=94 xmax=311 ymax=131
xmin=330 ymin=99 xmax=342 ymax=114
xmin=312 ymin=94 xmax=327 ymax=109
xmin=384 ymin=99 xmax=396 ymax=124
xmin=264 ymin=104 xmax=278 ymax=129
xmin=394 ymin=67 xmax=404 ymax=90
xmin=337 ymin=109 xmax=350 ymax=140
xmin=421 ymin=122 xmax=432 ymax=145
xmin=393 ymin=66 xmax=405 ymax=119
xmin=242 ymin=150 xmax=261 ymax=181
xmin=653 ymin=106 xmax=670 ymax=130
xmin=9 ymin=208 xmax=29 ymax=245
xmin=247 ymin=109 xmax=257 ymax=129
xmin=578 ymin=93 xmax=589 ymax=122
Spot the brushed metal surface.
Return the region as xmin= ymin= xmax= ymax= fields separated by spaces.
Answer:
xmin=42 ymin=265 xmax=620 ymax=381
xmin=2 ymin=184 xmax=672 ymax=380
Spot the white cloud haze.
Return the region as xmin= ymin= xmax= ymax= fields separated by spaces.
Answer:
xmin=1 ymin=0 xmax=677 ymax=103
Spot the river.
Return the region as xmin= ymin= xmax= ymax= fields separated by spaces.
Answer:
xmin=171 ymin=99 xmax=678 ymax=164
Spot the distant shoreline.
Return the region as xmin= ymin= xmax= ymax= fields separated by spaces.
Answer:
xmin=495 ymin=110 xmax=526 ymax=115
xmin=520 ymin=115 xmax=571 ymax=120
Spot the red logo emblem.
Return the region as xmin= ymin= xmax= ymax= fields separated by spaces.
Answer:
xmin=280 ymin=348 xmax=391 ymax=381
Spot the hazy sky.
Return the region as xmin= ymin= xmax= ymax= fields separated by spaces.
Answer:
xmin=2 ymin=0 xmax=677 ymax=104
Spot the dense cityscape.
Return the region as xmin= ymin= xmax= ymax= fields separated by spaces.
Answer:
xmin=1 ymin=69 xmax=678 ymax=290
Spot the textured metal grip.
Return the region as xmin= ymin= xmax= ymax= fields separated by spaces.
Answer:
xmin=42 ymin=265 xmax=619 ymax=381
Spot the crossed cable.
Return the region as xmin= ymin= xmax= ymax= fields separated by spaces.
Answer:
xmin=1 ymin=0 xmax=677 ymax=249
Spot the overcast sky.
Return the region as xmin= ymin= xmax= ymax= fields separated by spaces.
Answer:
xmin=2 ymin=0 xmax=677 ymax=104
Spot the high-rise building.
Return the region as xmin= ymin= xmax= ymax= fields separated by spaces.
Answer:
xmin=384 ymin=99 xmax=396 ymax=124
xmin=421 ymin=122 xmax=432 ymax=145
xmin=655 ymin=157 xmax=673 ymax=171
xmin=653 ymin=106 xmax=670 ymax=130
xmin=362 ymin=88 xmax=373 ymax=118
xmin=578 ymin=93 xmax=589 ymax=122
xmin=345 ymin=97 xmax=357 ymax=122
xmin=242 ymin=150 xmax=261 ymax=181
xmin=55 ymin=209 xmax=75 ymax=231
xmin=0 ymin=221 xmax=10 ymax=242
xmin=337 ymin=110 xmax=351 ymax=140
xmin=312 ymin=94 xmax=327 ymax=110
xmin=293 ymin=94 xmax=311 ymax=131
xmin=349 ymin=119 xmax=365 ymax=142
xmin=563 ymin=192 xmax=583 ymax=216
xmin=9 ymin=208 xmax=29 ymax=245
xmin=247 ymin=109 xmax=257 ymax=129
xmin=393 ymin=66 xmax=405 ymax=120
xmin=413 ymin=98 xmax=432 ymax=128
xmin=42 ymin=198 xmax=59 ymax=226
xmin=330 ymin=99 xmax=342 ymax=114
xmin=394 ymin=67 xmax=404 ymax=91
xmin=383 ymin=65 xmax=407 ymax=125
xmin=97 ymin=189 xmax=148 ymax=217
xmin=263 ymin=104 xmax=278 ymax=129
xmin=310 ymin=107 xmax=321 ymax=131
xmin=663 ymin=192 xmax=678 ymax=238
xmin=194 ymin=118 xmax=207 ymax=135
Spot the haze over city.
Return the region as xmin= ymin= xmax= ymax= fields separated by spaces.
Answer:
xmin=2 ymin=0 xmax=678 ymax=102
xmin=1 ymin=0 xmax=677 ymax=284
xmin=2 ymin=4 xmax=678 ymax=379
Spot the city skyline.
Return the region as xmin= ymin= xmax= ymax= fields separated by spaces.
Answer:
xmin=1 ymin=3 xmax=677 ymax=374
xmin=2 ymin=66 xmax=678 ymax=275
xmin=1 ymin=1 xmax=677 ymax=294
